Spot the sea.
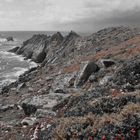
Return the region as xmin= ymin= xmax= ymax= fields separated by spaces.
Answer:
xmin=0 ymin=31 xmax=61 ymax=90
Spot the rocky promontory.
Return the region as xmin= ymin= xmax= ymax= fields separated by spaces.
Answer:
xmin=0 ymin=26 xmax=140 ymax=140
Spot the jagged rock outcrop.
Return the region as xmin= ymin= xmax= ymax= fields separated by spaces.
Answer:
xmin=13 ymin=31 xmax=80 ymax=65
xmin=16 ymin=34 xmax=48 ymax=63
xmin=16 ymin=32 xmax=63 ymax=63
xmin=50 ymin=32 xmax=64 ymax=47
xmin=41 ymin=31 xmax=80 ymax=65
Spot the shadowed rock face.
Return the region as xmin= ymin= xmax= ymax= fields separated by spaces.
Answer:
xmin=51 ymin=32 xmax=64 ymax=46
xmin=101 ymin=59 xmax=116 ymax=67
xmin=62 ymin=31 xmax=79 ymax=46
xmin=35 ymin=51 xmax=46 ymax=63
xmin=16 ymin=34 xmax=48 ymax=62
xmin=8 ymin=46 xmax=20 ymax=53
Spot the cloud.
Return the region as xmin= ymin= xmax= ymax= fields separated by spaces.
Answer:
xmin=46 ymin=0 xmax=140 ymax=32
xmin=0 ymin=0 xmax=140 ymax=31
xmin=5 ymin=0 xmax=14 ymax=2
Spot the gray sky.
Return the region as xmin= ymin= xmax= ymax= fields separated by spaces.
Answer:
xmin=0 ymin=0 xmax=140 ymax=32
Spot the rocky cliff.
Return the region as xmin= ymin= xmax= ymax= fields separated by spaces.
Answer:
xmin=15 ymin=31 xmax=79 ymax=64
xmin=0 ymin=26 xmax=140 ymax=140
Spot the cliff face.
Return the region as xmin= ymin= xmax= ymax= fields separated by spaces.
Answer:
xmin=15 ymin=31 xmax=80 ymax=64
xmin=0 ymin=26 xmax=140 ymax=140
xmin=16 ymin=34 xmax=48 ymax=62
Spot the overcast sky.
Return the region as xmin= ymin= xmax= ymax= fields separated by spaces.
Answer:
xmin=0 ymin=0 xmax=140 ymax=32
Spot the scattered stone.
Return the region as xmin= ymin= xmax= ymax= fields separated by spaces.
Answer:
xmin=122 ymin=83 xmax=135 ymax=92
xmin=54 ymin=88 xmax=66 ymax=94
xmin=21 ymin=117 xmax=38 ymax=126
xmin=101 ymin=59 xmax=116 ymax=67
xmin=88 ymin=75 xmax=98 ymax=83
xmin=99 ymin=76 xmax=113 ymax=86
xmin=0 ymin=104 xmax=14 ymax=112
xmin=35 ymin=109 xmax=56 ymax=118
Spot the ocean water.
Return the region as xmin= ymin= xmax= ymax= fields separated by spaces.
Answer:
xmin=0 ymin=31 xmax=54 ymax=89
xmin=0 ymin=41 xmax=37 ymax=89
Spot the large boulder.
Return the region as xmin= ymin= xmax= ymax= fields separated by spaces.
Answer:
xmin=21 ymin=93 xmax=70 ymax=116
xmin=76 ymin=61 xmax=100 ymax=86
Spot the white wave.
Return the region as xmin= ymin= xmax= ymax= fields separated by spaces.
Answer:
xmin=0 ymin=50 xmax=25 ymax=61
xmin=0 ymin=38 xmax=7 ymax=42
xmin=13 ymin=66 xmax=28 ymax=71
xmin=0 ymin=50 xmax=12 ymax=55
xmin=9 ymin=67 xmax=28 ymax=77
xmin=27 ymin=59 xmax=38 ymax=68
xmin=11 ymin=55 xmax=25 ymax=61
xmin=0 ymin=78 xmax=16 ymax=87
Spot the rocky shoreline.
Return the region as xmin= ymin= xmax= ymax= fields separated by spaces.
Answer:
xmin=0 ymin=26 xmax=140 ymax=140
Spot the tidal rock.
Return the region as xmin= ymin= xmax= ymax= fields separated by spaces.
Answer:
xmin=8 ymin=46 xmax=20 ymax=53
xmin=76 ymin=61 xmax=100 ymax=86
xmin=6 ymin=36 xmax=14 ymax=41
